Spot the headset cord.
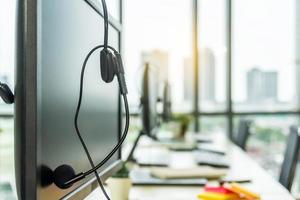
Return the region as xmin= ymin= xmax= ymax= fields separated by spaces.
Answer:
xmin=74 ymin=45 xmax=129 ymax=200
xmin=101 ymin=0 xmax=109 ymax=49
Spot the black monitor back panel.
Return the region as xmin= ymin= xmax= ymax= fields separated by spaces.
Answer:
xmin=141 ymin=64 xmax=159 ymax=137
xmin=15 ymin=0 xmax=122 ymax=199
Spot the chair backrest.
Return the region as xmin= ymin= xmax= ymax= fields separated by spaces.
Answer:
xmin=234 ymin=119 xmax=252 ymax=150
xmin=279 ymin=126 xmax=300 ymax=191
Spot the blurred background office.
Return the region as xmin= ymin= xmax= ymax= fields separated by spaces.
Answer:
xmin=1 ymin=0 xmax=300 ymax=199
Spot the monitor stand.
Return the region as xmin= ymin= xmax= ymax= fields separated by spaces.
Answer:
xmin=126 ymin=130 xmax=168 ymax=167
xmin=126 ymin=130 xmax=146 ymax=163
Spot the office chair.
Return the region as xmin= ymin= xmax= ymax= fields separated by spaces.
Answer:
xmin=279 ymin=126 xmax=300 ymax=191
xmin=234 ymin=119 xmax=252 ymax=150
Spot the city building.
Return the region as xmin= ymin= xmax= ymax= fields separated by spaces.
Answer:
xmin=183 ymin=57 xmax=194 ymax=101
xmin=200 ymin=48 xmax=216 ymax=102
xmin=183 ymin=48 xmax=216 ymax=103
xmin=247 ymin=68 xmax=278 ymax=103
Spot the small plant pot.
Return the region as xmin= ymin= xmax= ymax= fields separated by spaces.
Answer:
xmin=166 ymin=122 xmax=181 ymax=138
xmin=107 ymin=177 xmax=132 ymax=200
xmin=179 ymin=124 xmax=188 ymax=139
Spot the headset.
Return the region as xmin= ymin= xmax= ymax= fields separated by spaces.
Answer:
xmin=51 ymin=0 xmax=130 ymax=199
xmin=0 ymin=82 xmax=14 ymax=104
xmin=52 ymin=44 xmax=129 ymax=192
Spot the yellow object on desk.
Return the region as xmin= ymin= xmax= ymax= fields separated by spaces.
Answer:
xmin=198 ymin=183 xmax=261 ymax=200
xmin=198 ymin=192 xmax=240 ymax=200
xmin=224 ymin=183 xmax=261 ymax=200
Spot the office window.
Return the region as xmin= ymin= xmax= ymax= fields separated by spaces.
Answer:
xmin=199 ymin=116 xmax=227 ymax=135
xmin=126 ymin=116 xmax=142 ymax=142
xmin=232 ymin=0 xmax=296 ymax=112
xmin=0 ymin=0 xmax=14 ymax=115
xmin=106 ymin=0 xmax=120 ymax=21
xmin=234 ymin=115 xmax=299 ymax=177
xmin=0 ymin=118 xmax=15 ymax=199
xmin=198 ymin=0 xmax=227 ymax=112
xmin=0 ymin=1 xmax=16 ymax=199
xmin=122 ymin=0 xmax=300 ymax=194
xmin=123 ymin=0 xmax=193 ymax=113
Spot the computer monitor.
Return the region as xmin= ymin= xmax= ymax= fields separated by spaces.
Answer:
xmin=162 ymin=81 xmax=172 ymax=122
xmin=127 ymin=63 xmax=159 ymax=162
xmin=141 ymin=63 xmax=159 ymax=138
xmin=15 ymin=1 xmax=122 ymax=199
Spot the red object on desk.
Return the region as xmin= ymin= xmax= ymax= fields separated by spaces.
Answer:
xmin=204 ymin=186 xmax=234 ymax=194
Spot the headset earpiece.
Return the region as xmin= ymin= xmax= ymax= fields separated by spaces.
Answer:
xmin=53 ymin=165 xmax=76 ymax=189
xmin=0 ymin=83 xmax=14 ymax=104
xmin=100 ymin=48 xmax=116 ymax=83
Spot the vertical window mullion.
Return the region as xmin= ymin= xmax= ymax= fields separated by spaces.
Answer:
xmin=226 ymin=0 xmax=233 ymax=139
xmin=193 ymin=0 xmax=200 ymax=131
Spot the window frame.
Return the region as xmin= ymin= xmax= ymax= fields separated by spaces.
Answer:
xmin=192 ymin=0 xmax=300 ymax=138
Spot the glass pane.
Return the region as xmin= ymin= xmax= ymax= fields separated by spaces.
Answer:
xmin=233 ymin=0 xmax=297 ymax=111
xmin=199 ymin=116 xmax=227 ymax=135
xmin=87 ymin=0 xmax=120 ymax=22
xmin=0 ymin=1 xmax=14 ymax=114
xmin=123 ymin=0 xmax=193 ymax=113
xmin=106 ymin=0 xmax=120 ymax=21
xmin=233 ymin=115 xmax=299 ymax=178
xmin=0 ymin=118 xmax=15 ymax=200
xmin=198 ymin=0 xmax=227 ymax=112
xmin=0 ymin=1 xmax=16 ymax=199
xmin=126 ymin=115 xmax=142 ymax=142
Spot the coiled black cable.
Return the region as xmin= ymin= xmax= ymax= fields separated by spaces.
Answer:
xmin=74 ymin=44 xmax=129 ymax=200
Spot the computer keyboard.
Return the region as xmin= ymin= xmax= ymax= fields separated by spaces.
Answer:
xmin=135 ymin=153 xmax=170 ymax=167
xmin=168 ymin=142 xmax=197 ymax=151
xmin=137 ymin=160 xmax=168 ymax=167
xmin=196 ymin=147 xmax=226 ymax=155
xmin=194 ymin=151 xmax=230 ymax=168
xmin=130 ymin=169 xmax=207 ymax=186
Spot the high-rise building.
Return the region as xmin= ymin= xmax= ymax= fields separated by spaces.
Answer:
xmin=200 ymin=48 xmax=216 ymax=102
xmin=182 ymin=48 xmax=216 ymax=102
xmin=183 ymin=57 xmax=194 ymax=101
xmin=247 ymin=68 xmax=278 ymax=103
xmin=141 ymin=50 xmax=169 ymax=82
xmin=264 ymin=72 xmax=278 ymax=100
xmin=247 ymin=68 xmax=263 ymax=103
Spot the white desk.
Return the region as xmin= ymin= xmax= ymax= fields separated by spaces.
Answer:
xmin=86 ymin=133 xmax=295 ymax=200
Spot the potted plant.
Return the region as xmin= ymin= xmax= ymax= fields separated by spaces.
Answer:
xmin=172 ymin=114 xmax=193 ymax=139
xmin=107 ymin=163 xmax=132 ymax=200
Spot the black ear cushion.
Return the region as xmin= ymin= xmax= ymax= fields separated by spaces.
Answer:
xmin=53 ymin=165 xmax=76 ymax=189
xmin=100 ymin=49 xmax=116 ymax=83
xmin=0 ymin=83 xmax=14 ymax=104
xmin=40 ymin=165 xmax=54 ymax=187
